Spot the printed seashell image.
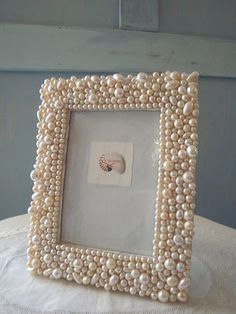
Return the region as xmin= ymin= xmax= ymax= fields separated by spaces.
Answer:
xmin=99 ymin=152 xmax=126 ymax=174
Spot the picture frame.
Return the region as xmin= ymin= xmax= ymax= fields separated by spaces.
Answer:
xmin=27 ymin=71 xmax=199 ymax=303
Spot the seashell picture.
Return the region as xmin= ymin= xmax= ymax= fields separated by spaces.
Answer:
xmin=88 ymin=141 xmax=133 ymax=187
xmin=99 ymin=152 xmax=126 ymax=174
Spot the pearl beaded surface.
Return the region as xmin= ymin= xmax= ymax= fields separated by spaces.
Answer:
xmin=28 ymin=71 xmax=199 ymax=303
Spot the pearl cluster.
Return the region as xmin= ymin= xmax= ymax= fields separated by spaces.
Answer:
xmin=27 ymin=71 xmax=199 ymax=303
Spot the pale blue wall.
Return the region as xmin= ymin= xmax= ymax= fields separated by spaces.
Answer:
xmin=0 ymin=0 xmax=236 ymax=228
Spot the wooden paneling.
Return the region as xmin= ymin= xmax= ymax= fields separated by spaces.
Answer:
xmin=119 ymin=0 xmax=159 ymax=32
xmin=0 ymin=24 xmax=236 ymax=78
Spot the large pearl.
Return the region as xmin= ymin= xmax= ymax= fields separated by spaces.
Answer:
xmin=158 ymin=290 xmax=169 ymax=302
xmin=139 ymin=273 xmax=150 ymax=284
xmin=114 ymin=88 xmax=124 ymax=98
xmin=166 ymin=275 xmax=178 ymax=287
xmin=163 ymin=160 xmax=174 ymax=171
xmin=165 ymin=80 xmax=179 ymax=90
xmin=109 ymin=274 xmax=119 ymax=286
xmin=183 ymin=172 xmax=194 ymax=183
xmin=183 ymin=101 xmax=193 ymax=115
xmin=106 ymin=259 xmax=116 ymax=270
xmin=89 ymin=262 xmax=97 ymax=271
xmin=52 ymin=268 xmax=62 ymax=279
xmin=187 ymin=145 xmax=198 ymax=157
xmin=173 ymin=234 xmax=184 ymax=245
xmin=178 ymin=277 xmax=190 ymax=290
xmin=164 ymin=258 xmax=176 ymax=270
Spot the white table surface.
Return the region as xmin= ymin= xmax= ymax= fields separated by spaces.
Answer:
xmin=0 ymin=214 xmax=236 ymax=314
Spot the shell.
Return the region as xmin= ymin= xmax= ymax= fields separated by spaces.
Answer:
xmin=99 ymin=152 xmax=126 ymax=174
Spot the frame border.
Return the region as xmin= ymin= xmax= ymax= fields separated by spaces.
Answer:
xmin=27 ymin=71 xmax=199 ymax=303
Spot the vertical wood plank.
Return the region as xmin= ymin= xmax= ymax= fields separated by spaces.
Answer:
xmin=119 ymin=0 xmax=159 ymax=32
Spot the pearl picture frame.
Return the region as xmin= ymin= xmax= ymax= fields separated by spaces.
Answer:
xmin=28 ymin=71 xmax=199 ymax=303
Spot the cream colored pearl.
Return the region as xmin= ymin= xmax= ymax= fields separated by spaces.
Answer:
xmin=89 ymin=262 xmax=97 ymax=271
xmin=178 ymin=277 xmax=190 ymax=290
xmin=164 ymin=258 xmax=176 ymax=270
xmin=187 ymin=145 xmax=198 ymax=157
xmin=183 ymin=171 xmax=194 ymax=183
xmin=177 ymin=291 xmax=188 ymax=302
xmin=73 ymin=259 xmax=83 ymax=269
xmin=139 ymin=273 xmax=150 ymax=284
xmin=158 ymin=290 xmax=169 ymax=302
xmin=91 ymin=273 xmax=99 ymax=285
xmin=183 ymin=101 xmax=193 ymax=115
xmin=82 ymin=276 xmax=90 ymax=285
xmin=114 ymin=88 xmax=124 ymax=98
xmin=109 ymin=274 xmax=119 ymax=286
xmin=163 ymin=160 xmax=174 ymax=171
xmin=46 ymin=113 xmax=55 ymax=123
xmin=162 ymin=188 xmax=172 ymax=198
xmin=131 ymin=269 xmax=139 ymax=278
xmin=31 ymin=258 xmax=40 ymax=269
xmin=165 ymin=80 xmax=179 ymax=90
xmin=167 ymin=275 xmax=178 ymax=287
xmin=52 ymin=268 xmax=62 ymax=279
xmin=173 ymin=234 xmax=184 ymax=245
xmin=106 ymin=258 xmax=116 ymax=270
xmin=136 ymin=72 xmax=147 ymax=82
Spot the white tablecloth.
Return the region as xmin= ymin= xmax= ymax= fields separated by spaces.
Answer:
xmin=0 ymin=214 xmax=235 ymax=314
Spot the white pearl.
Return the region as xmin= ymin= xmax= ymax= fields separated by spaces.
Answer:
xmin=176 ymin=262 xmax=185 ymax=272
xmin=131 ymin=269 xmax=140 ymax=278
xmin=89 ymin=262 xmax=97 ymax=271
xmin=113 ymin=73 xmax=124 ymax=82
xmin=46 ymin=113 xmax=55 ymax=123
xmin=73 ymin=259 xmax=83 ymax=269
xmin=176 ymin=194 xmax=185 ymax=204
xmin=106 ymin=258 xmax=116 ymax=270
xmin=44 ymin=219 xmax=51 ymax=228
xmin=91 ymin=273 xmax=99 ymax=285
xmin=32 ymin=234 xmax=40 ymax=244
xmin=187 ymin=145 xmax=198 ymax=157
xmin=174 ymin=119 xmax=183 ymax=129
xmin=109 ymin=274 xmax=119 ymax=286
xmin=173 ymin=234 xmax=184 ymax=245
xmin=72 ymin=272 xmax=82 ymax=284
xmin=165 ymin=80 xmax=179 ymax=90
xmin=52 ymin=268 xmax=62 ymax=279
xmin=183 ymin=171 xmax=194 ymax=183
xmin=68 ymin=252 xmax=75 ymax=261
xmin=187 ymin=71 xmax=199 ymax=82
xmin=43 ymin=268 xmax=53 ymax=277
xmin=30 ymin=169 xmax=38 ymax=181
xmin=166 ymin=275 xmax=178 ymax=287
xmin=139 ymin=273 xmax=150 ymax=284
xmin=158 ymin=290 xmax=169 ymax=302
xmin=164 ymin=258 xmax=176 ymax=270
xmin=178 ymin=150 xmax=187 ymax=159
xmin=31 ymin=258 xmax=40 ymax=269
xmin=184 ymin=210 xmax=194 ymax=221
xmin=156 ymin=263 xmax=164 ymax=272
xmin=82 ymin=276 xmax=90 ymax=285
xmin=185 ymin=221 xmax=194 ymax=230
xmin=183 ymin=101 xmax=193 ymax=115
xmin=88 ymin=94 xmax=97 ymax=103
xmin=178 ymin=277 xmax=190 ymax=290
xmin=57 ymin=79 xmax=65 ymax=90
xmin=163 ymin=160 xmax=174 ymax=171
xmin=44 ymin=196 xmax=54 ymax=206
xmin=114 ymin=88 xmax=124 ymax=98
xmin=187 ymin=86 xmax=198 ymax=96
xmin=32 ymin=192 xmax=40 ymax=201
xmin=162 ymin=188 xmax=171 ymax=198
xmin=43 ymin=254 xmax=52 ymax=263
xmin=136 ymin=72 xmax=147 ymax=82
